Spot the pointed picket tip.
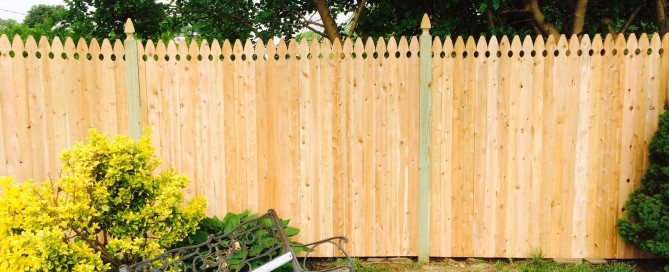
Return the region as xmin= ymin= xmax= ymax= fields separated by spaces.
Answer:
xmin=592 ymin=34 xmax=603 ymax=48
xmin=454 ymin=36 xmax=465 ymax=50
xmin=522 ymin=35 xmax=533 ymax=49
xmin=38 ymin=36 xmax=51 ymax=51
xmin=63 ymin=36 xmax=74 ymax=49
xmin=443 ymin=36 xmax=454 ymax=54
xmin=662 ymin=32 xmax=669 ymax=46
xmin=627 ymin=34 xmax=639 ymax=50
xmin=254 ymin=39 xmax=265 ymax=56
xmin=409 ymin=36 xmax=419 ymax=53
xmin=386 ymin=37 xmax=397 ymax=52
xmin=420 ymin=13 xmax=431 ymax=31
xmin=533 ymin=35 xmax=545 ymax=51
xmin=145 ymin=40 xmax=156 ymax=58
xmin=177 ymin=40 xmax=189 ymax=57
xmin=166 ymin=40 xmax=177 ymax=57
xmin=485 ymin=36 xmax=497 ymax=59
xmin=376 ymin=37 xmax=387 ymax=52
xmin=185 ymin=39 xmax=197 ymax=55
xmin=265 ymin=39 xmax=276 ymax=57
xmin=556 ymin=35 xmax=568 ymax=50
xmin=343 ymin=38 xmax=353 ymax=55
xmin=638 ymin=33 xmax=650 ymax=50
xmin=499 ymin=35 xmax=511 ymax=49
xmin=398 ymin=36 xmax=408 ymax=53
xmin=650 ymin=33 xmax=661 ymax=56
xmin=466 ymin=36 xmax=476 ymax=48
xmin=488 ymin=36 xmax=499 ymax=47
xmin=545 ymin=35 xmax=556 ymax=46
xmin=52 ymin=36 xmax=65 ymax=51
xmin=432 ymin=36 xmax=442 ymax=54
xmin=101 ymin=39 xmax=112 ymax=53
xmin=0 ymin=34 xmax=10 ymax=52
xmin=308 ymin=39 xmax=320 ymax=56
xmin=354 ymin=37 xmax=365 ymax=54
xmin=155 ymin=40 xmax=167 ymax=56
xmin=11 ymin=35 xmax=24 ymax=51
xmin=579 ymin=34 xmax=592 ymax=50
xmin=476 ymin=36 xmax=487 ymax=59
xmin=23 ymin=36 xmax=37 ymax=51
xmin=211 ymin=39 xmax=221 ymax=51
xmin=364 ymin=37 xmax=375 ymax=53
xmin=276 ymin=38 xmax=287 ymax=55
xmin=298 ymin=38 xmax=309 ymax=55
xmin=287 ymin=39 xmax=298 ymax=56
xmin=510 ymin=35 xmax=522 ymax=50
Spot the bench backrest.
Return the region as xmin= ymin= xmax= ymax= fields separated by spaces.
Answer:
xmin=121 ymin=210 xmax=296 ymax=272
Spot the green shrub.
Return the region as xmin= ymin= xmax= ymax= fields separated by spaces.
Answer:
xmin=174 ymin=210 xmax=305 ymax=271
xmin=0 ymin=129 xmax=206 ymax=271
xmin=618 ymin=111 xmax=669 ymax=259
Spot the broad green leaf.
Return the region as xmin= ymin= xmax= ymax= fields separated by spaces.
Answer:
xmin=284 ymin=227 xmax=299 ymax=237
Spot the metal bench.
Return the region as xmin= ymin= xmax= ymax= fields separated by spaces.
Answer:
xmin=119 ymin=209 xmax=354 ymax=272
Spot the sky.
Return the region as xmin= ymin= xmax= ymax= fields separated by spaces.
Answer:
xmin=0 ymin=0 xmax=65 ymax=22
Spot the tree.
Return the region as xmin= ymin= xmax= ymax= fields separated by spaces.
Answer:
xmin=0 ymin=5 xmax=72 ymax=40
xmin=23 ymin=4 xmax=67 ymax=29
xmin=64 ymin=0 xmax=169 ymax=40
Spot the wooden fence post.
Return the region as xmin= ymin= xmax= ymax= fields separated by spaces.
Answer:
xmin=418 ymin=13 xmax=432 ymax=263
xmin=124 ymin=18 xmax=141 ymax=140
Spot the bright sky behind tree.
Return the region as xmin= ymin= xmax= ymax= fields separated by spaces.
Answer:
xmin=0 ymin=0 xmax=65 ymax=22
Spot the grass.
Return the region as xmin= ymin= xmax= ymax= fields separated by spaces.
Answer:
xmin=310 ymin=252 xmax=658 ymax=272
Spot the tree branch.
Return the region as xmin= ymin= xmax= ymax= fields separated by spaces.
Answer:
xmin=72 ymin=228 xmax=120 ymax=267
xmin=347 ymin=0 xmax=367 ymax=38
xmin=523 ymin=0 xmax=561 ymax=37
xmin=620 ymin=5 xmax=644 ymax=35
xmin=570 ymin=0 xmax=588 ymax=35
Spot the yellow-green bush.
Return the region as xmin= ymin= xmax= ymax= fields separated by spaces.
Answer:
xmin=0 ymin=130 xmax=206 ymax=271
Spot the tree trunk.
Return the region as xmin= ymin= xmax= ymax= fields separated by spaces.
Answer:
xmin=571 ymin=0 xmax=588 ymax=35
xmin=524 ymin=0 xmax=561 ymax=37
xmin=313 ymin=0 xmax=341 ymax=42
xmin=657 ymin=0 xmax=668 ymax=36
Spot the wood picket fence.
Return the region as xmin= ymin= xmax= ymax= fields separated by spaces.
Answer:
xmin=0 ymin=29 xmax=667 ymax=259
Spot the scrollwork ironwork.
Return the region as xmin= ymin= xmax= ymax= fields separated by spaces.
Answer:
xmin=120 ymin=209 xmax=354 ymax=272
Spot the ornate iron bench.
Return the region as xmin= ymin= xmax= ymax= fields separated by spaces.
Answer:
xmin=119 ymin=209 xmax=354 ymax=272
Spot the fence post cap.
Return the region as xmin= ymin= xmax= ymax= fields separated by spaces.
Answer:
xmin=420 ymin=13 xmax=431 ymax=34
xmin=124 ymin=18 xmax=135 ymax=38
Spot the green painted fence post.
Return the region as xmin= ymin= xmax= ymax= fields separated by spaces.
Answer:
xmin=124 ymin=18 xmax=141 ymax=141
xmin=418 ymin=13 xmax=432 ymax=263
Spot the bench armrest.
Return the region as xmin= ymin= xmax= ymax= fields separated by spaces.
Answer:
xmin=292 ymin=236 xmax=353 ymax=272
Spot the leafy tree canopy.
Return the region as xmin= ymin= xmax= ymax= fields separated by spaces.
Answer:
xmin=1 ymin=0 xmax=667 ymax=42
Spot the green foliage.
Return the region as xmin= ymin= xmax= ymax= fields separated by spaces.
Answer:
xmin=0 ymin=5 xmax=73 ymax=41
xmin=174 ymin=210 xmax=306 ymax=271
xmin=516 ymin=258 xmax=634 ymax=272
xmin=618 ymin=110 xmax=669 ymax=258
xmin=0 ymin=129 xmax=206 ymax=271
xmin=63 ymin=0 xmax=168 ymax=41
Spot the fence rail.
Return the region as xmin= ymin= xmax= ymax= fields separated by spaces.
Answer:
xmin=0 ymin=30 xmax=667 ymax=259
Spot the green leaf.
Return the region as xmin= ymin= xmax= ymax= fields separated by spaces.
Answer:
xmin=478 ymin=2 xmax=487 ymax=12
xmin=223 ymin=213 xmax=240 ymax=233
xmin=284 ymin=227 xmax=299 ymax=237
xmin=191 ymin=230 xmax=210 ymax=244
xmin=492 ymin=0 xmax=501 ymax=10
xmin=281 ymin=219 xmax=290 ymax=228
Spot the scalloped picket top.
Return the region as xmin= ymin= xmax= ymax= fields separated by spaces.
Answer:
xmin=0 ymin=35 xmax=667 ymax=62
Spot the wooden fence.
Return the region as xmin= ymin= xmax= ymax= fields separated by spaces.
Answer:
xmin=1 ymin=28 xmax=667 ymax=259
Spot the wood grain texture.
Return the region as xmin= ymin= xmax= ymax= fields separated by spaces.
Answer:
xmin=0 ymin=35 xmax=665 ymax=259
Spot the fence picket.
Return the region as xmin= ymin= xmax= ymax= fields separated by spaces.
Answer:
xmin=1 ymin=33 xmax=666 ymax=259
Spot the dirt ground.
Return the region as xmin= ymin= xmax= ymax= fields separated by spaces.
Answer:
xmin=332 ymin=257 xmax=669 ymax=272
